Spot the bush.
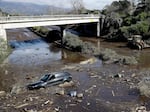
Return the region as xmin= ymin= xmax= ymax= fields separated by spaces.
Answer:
xmin=123 ymin=16 xmax=137 ymax=26
xmin=63 ymin=31 xmax=82 ymax=51
xmin=136 ymin=12 xmax=148 ymax=21
xmin=32 ymin=26 xmax=41 ymax=32
xmin=81 ymin=42 xmax=98 ymax=55
xmin=120 ymin=20 xmax=149 ymax=38
xmin=136 ymin=21 xmax=149 ymax=34
xmin=39 ymin=27 xmax=49 ymax=35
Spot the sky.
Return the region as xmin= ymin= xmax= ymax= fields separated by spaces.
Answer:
xmin=2 ymin=0 xmax=118 ymax=10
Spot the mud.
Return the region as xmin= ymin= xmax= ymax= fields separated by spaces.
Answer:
xmin=0 ymin=28 xmax=150 ymax=112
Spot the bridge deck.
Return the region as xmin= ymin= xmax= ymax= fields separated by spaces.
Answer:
xmin=0 ymin=15 xmax=102 ymax=41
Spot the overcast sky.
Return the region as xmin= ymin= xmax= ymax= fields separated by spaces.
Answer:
xmin=2 ymin=0 xmax=118 ymax=9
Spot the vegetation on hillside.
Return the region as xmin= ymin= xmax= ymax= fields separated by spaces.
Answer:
xmin=100 ymin=0 xmax=150 ymax=49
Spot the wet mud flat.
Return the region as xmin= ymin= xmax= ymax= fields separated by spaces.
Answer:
xmin=0 ymin=28 xmax=150 ymax=112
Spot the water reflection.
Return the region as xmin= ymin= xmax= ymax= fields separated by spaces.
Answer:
xmin=7 ymin=37 xmax=86 ymax=67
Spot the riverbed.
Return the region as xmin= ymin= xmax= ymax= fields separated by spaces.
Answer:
xmin=0 ymin=28 xmax=150 ymax=112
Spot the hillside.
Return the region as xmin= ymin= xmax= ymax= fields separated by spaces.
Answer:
xmin=0 ymin=1 xmax=68 ymax=15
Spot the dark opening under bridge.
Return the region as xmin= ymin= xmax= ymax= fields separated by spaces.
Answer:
xmin=0 ymin=15 xmax=104 ymax=41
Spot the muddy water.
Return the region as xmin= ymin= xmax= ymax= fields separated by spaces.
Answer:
xmin=0 ymin=29 xmax=150 ymax=111
xmin=82 ymin=37 xmax=150 ymax=68
xmin=0 ymin=29 xmax=87 ymax=91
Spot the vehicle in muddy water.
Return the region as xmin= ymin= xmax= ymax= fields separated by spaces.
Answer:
xmin=27 ymin=72 xmax=72 ymax=90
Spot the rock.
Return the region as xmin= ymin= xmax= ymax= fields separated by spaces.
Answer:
xmin=44 ymin=100 xmax=50 ymax=105
xmin=55 ymin=88 xmax=65 ymax=95
xmin=77 ymin=93 xmax=84 ymax=98
xmin=77 ymin=99 xmax=82 ymax=103
xmin=5 ymin=70 xmax=8 ymax=75
xmin=61 ymin=65 xmax=76 ymax=70
xmin=87 ymin=102 xmax=90 ymax=106
xmin=131 ymin=73 xmax=136 ymax=77
xmin=26 ymin=109 xmax=37 ymax=112
xmin=54 ymin=107 xmax=60 ymax=112
xmin=59 ymin=81 xmax=74 ymax=88
xmin=120 ymin=56 xmax=138 ymax=65
xmin=114 ymin=73 xmax=124 ymax=78
xmin=0 ymin=91 xmax=6 ymax=97
xmin=41 ymin=100 xmax=53 ymax=106
xmin=80 ymin=58 xmax=97 ymax=65
xmin=11 ymin=84 xmax=22 ymax=94
xmin=138 ymin=77 xmax=150 ymax=97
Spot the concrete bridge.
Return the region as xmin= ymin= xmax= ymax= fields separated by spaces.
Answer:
xmin=0 ymin=15 xmax=103 ymax=42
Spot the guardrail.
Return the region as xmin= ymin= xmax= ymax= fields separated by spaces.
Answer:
xmin=0 ymin=14 xmax=100 ymax=22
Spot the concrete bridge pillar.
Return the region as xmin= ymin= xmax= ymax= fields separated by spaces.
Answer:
xmin=97 ymin=18 xmax=101 ymax=37
xmin=0 ymin=28 xmax=7 ymax=41
xmin=0 ymin=28 xmax=7 ymax=50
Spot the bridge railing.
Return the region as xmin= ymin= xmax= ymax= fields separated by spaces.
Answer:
xmin=0 ymin=14 xmax=100 ymax=22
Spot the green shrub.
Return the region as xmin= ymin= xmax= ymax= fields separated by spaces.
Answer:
xmin=123 ymin=16 xmax=136 ymax=25
xmin=33 ymin=26 xmax=41 ymax=32
xmin=39 ymin=27 xmax=49 ymax=35
xmin=120 ymin=20 xmax=149 ymax=37
xmin=63 ymin=32 xmax=82 ymax=51
xmin=136 ymin=12 xmax=148 ymax=21
xmin=136 ymin=21 xmax=149 ymax=34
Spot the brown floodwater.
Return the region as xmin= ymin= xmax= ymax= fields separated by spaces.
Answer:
xmin=0 ymin=28 xmax=150 ymax=111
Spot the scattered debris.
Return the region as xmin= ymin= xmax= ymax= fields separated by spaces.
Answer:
xmin=80 ymin=58 xmax=97 ymax=65
xmin=15 ymin=103 xmax=29 ymax=109
xmin=138 ymin=77 xmax=150 ymax=97
xmin=41 ymin=100 xmax=53 ymax=106
xmin=55 ymin=88 xmax=65 ymax=95
xmin=68 ymin=91 xmax=84 ymax=98
xmin=111 ymin=90 xmax=115 ymax=96
xmin=59 ymin=81 xmax=74 ymax=88
xmin=77 ymin=93 xmax=84 ymax=98
xmin=68 ymin=91 xmax=77 ymax=97
xmin=61 ymin=65 xmax=77 ymax=70
xmin=0 ymin=91 xmax=6 ymax=97
xmin=113 ymin=73 xmax=124 ymax=78
xmin=87 ymin=102 xmax=90 ymax=106
xmin=54 ymin=107 xmax=60 ymax=112
xmin=135 ymin=106 xmax=147 ymax=112
xmin=11 ymin=84 xmax=23 ymax=94
xmin=85 ymin=85 xmax=96 ymax=93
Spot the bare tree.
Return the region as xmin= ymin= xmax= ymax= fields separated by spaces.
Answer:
xmin=70 ymin=0 xmax=85 ymax=14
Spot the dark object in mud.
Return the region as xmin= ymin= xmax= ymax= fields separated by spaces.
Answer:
xmin=27 ymin=72 xmax=72 ymax=90
xmin=127 ymin=35 xmax=150 ymax=50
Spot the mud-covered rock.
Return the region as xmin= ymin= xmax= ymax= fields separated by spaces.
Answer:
xmin=138 ymin=77 xmax=150 ymax=97
xmin=63 ymin=31 xmax=82 ymax=51
xmin=81 ymin=42 xmax=99 ymax=54
xmin=63 ymin=31 xmax=138 ymax=65
xmin=11 ymin=84 xmax=25 ymax=94
xmin=118 ymin=56 xmax=138 ymax=65
xmin=99 ymin=48 xmax=118 ymax=61
xmin=98 ymin=48 xmax=138 ymax=65
xmin=0 ymin=91 xmax=6 ymax=97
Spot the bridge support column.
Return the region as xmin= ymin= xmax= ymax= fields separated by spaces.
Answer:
xmin=60 ymin=27 xmax=66 ymax=47
xmin=97 ymin=19 xmax=101 ymax=37
xmin=0 ymin=28 xmax=7 ymax=41
xmin=0 ymin=28 xmax=7 ymax=49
